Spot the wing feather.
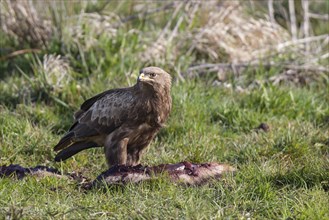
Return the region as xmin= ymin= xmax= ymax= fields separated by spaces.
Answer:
xmin=76 ymin=88 xmax=135 ymax=136
xmin=74 ymin=89 xmax=113 ymax=119
xmin=54 ymin=87 xmax=137 ymax=152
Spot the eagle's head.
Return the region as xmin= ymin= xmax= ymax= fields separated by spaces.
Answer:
xmin=137 ymin=67 xmax=172 ymax=90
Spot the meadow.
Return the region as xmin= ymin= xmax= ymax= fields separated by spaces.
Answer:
xmin=0 ymin=1 xmax=328 ymax=219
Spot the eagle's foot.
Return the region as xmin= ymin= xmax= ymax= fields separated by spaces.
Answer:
xmin=108 ymin=164 xmax=145 ymax=173
xmin=108 ymin=164 xmax=126 ymax=173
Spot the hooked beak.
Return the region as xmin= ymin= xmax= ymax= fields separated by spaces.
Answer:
xmin=138 ymin=73 xmax=152 ymax=82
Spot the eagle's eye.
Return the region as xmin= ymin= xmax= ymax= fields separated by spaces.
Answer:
xmin=150 ymin=73 xmax=156 ymax=77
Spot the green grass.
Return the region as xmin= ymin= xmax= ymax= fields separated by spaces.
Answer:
xmin=1 ymin=1 xmax=329 ymax=219
xmin=1 ymin=82 xmax=328 ymax=219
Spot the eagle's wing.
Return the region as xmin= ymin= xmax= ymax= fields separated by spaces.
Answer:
xmin=54 ymin=88 xmax=136 ymax=153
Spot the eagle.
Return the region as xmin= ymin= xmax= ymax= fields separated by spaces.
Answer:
xmin=54 ymin=67 xmax=172 ymax=167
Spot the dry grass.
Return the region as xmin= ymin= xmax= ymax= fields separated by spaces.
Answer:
xmin=0 ymin=0 xmax=54 ymax=48
xmin=42 ymin=54 xmax=72 ymax=90
xmin=137 ymin=0 xmax=328 ymax=86
xmin=139 ymin=2 xmax=187 ymax=65
xmin=62 ymin=12 xmax=120 ymax=51
xmin=191 ymin=1 xmax=290 ymax=63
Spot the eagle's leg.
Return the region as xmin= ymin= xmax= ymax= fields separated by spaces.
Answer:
xmin=126 ymin=147 xmax=147 ymax=166
xmin=104 ymin=138 xmax=129 ymax=167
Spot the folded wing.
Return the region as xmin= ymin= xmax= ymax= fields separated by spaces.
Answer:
xmin=54 ymin=88 xmax=135 ymax=161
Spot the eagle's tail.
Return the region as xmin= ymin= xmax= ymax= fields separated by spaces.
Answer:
xmin=54 ymin=141 xmax=97 ymax=162
xmin=54 ymin=132 xmax=75 ymax=151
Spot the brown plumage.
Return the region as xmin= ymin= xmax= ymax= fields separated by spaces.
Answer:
xmin=54 ymin=67 xmax=172 ymax=167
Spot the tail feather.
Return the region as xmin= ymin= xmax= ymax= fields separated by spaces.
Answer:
xmin=54 ymin=141 xmax=97 ymax=162
xmin=54 ymin=132 xmax=75 ymax=151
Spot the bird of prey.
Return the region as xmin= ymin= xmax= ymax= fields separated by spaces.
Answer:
xmin=54 ymin=67 xmax=172 ymax=167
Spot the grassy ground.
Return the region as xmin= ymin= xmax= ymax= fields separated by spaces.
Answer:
xmin=1 ymin=1 xmax=329 ymax=219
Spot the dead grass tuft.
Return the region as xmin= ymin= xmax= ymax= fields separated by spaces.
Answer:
xmin=42 ymin=54 xmax=72 ymax=91
xmin=139 ymin=2 xmax=187 ymax=65
xmin=0 ymin=0 xmax=54 ymax=48
xmin=191 ymin=1 xmax=290 ymax=63
xmin=62 ymin=12 xmax=120 ymax=51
